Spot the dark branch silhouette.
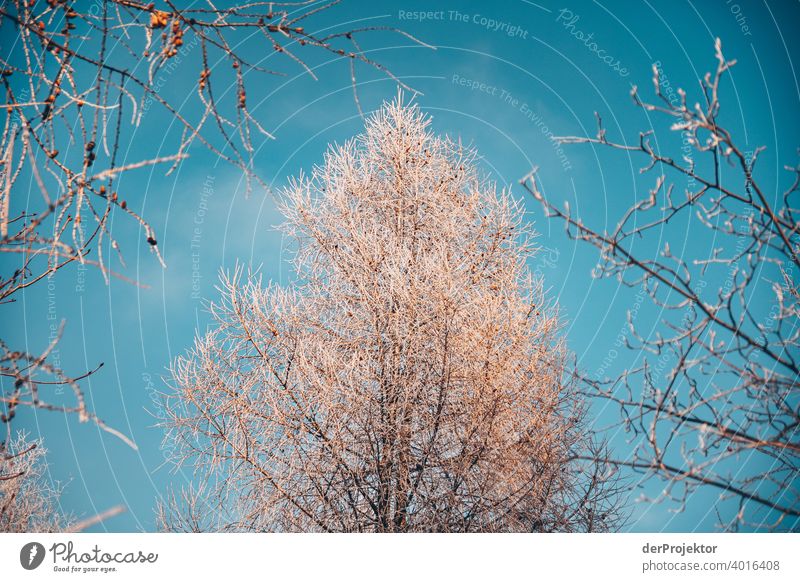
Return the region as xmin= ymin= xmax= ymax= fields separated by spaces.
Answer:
xmin=522 ymin=39 xmax=799 ymax=531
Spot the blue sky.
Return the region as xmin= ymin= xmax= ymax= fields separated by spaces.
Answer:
xmin=5 ymin=0 xmax=799 ymax=532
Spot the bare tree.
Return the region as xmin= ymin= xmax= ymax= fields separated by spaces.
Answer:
xmin=1 ymin=431 xmax=126 ymax=532
xmin=1 ymin=432 xmax=71 ymax=532
xmin=522 ymin=40 xmax=799 ymax=531
xmin=1 ymin=1 xmax=420 ymax=530
xmin=159 ymin=99 xmax=622 ymax=532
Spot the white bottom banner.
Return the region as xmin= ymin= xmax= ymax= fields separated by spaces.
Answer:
xmin=1 ymin=533 xmax=797 ymax=581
